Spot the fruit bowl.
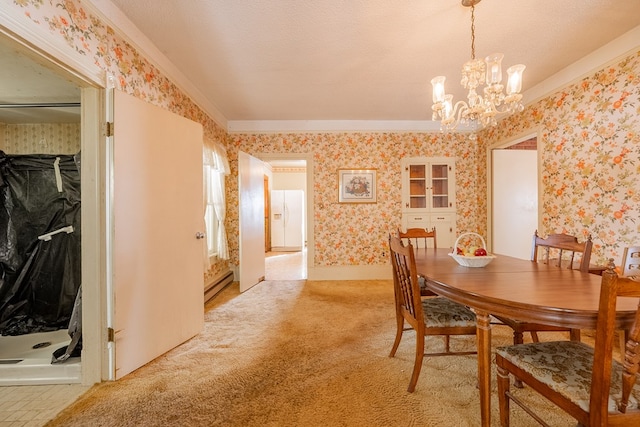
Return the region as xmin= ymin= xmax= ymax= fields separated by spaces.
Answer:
xmin=449 ymin=232 xmax=496 ymax=268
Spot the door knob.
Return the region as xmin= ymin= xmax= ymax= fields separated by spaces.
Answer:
xmin=195 ymin=232 xmax=205 ymax=239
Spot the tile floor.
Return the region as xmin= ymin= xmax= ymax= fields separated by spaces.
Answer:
xmin=0 ymin=384 xmax=89 ymax=426
xmin=0 ymin=249 xmax=306 ymax=426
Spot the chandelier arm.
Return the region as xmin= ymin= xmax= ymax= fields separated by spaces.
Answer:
xmin=441 ymin=100 xmax=470 ymax=129
xmin=453 ymin=100 xmax=469 ymax=122
xmin=491 ymin=104 xmax=511 ymax=115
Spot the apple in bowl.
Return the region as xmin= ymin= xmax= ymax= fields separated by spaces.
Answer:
xmin=474 ymin=248 xmax=488 ymax=256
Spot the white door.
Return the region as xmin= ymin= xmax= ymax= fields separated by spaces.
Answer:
xmin=111 ymin=90 xmax=204 ymax=379
xmin=492 ymin=149 xmax=538 ymax=259
xmin=238 ymin=151 xmax=265 ymax=292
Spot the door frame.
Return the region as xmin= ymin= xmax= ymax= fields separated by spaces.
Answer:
xmin=258 ymin=152 xmax=313 ymax=276
xmin=486 ymin=130 xmax=541 ymax=253
xmin=0 ymin=27 xmax=106 ymax=385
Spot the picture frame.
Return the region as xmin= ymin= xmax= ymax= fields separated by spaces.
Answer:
xmin=338 ymin=169 xmax=377 ymax=203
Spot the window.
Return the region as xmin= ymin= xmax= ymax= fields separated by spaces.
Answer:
xmin=204 ymin=166 xmax=222 ymax=257
xmin=203 ymin=143 xmax=229 ymax=262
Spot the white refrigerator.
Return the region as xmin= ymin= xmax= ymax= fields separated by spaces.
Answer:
xmin=271 ymin=190 xmax=304 ymax=251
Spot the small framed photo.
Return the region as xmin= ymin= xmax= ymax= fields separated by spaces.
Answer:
xmin=338 ymin=169 xmax=377 ymax=203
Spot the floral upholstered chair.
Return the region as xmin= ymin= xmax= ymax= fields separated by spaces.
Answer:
xmin=495 ymin=260 xmax=640 ymax=426
xmin=388 ymin=234 xmax=476 ymax=393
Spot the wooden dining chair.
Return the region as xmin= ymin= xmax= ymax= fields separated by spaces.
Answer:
xmin=398 ymin=227 xmax=437 ymax=249
xmin=398 ymin=227 xmax=438 ymax=296
xmin=493 ymin=230 xmax=593 ymax=346
xmin=388 ymin=234 xmax=476 ymax=392
xmin=495 ymin=260 xmax=640 ymax=426
xmin=532 ymin=230 xmax=593 ymax=272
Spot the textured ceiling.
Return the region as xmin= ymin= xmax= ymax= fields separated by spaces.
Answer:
xmin=2 ymin=0 xmax=640 ymax=127
xmin=104 ymin=0 xmax=640 ymax=123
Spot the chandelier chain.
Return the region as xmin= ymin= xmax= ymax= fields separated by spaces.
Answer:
xmin=470 ymin=4 xmax=476 ymax=60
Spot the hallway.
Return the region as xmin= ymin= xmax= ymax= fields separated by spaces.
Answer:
xmin=265 ymin=250 xmax=306 ymax=281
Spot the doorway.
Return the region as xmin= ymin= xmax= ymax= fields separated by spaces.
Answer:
xmin=264 ymin=158 xmax=308 ymax=280
xmin=490 ymin=134 xmax=539 ymax=260
xmin=0 ymin=33 xmax=96 ymax=385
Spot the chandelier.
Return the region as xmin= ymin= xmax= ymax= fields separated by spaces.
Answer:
xmin=430 ymin=0 xmax=525 ymax=140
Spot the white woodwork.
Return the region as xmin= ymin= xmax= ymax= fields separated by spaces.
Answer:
xmin=238 ymin=151 xmax=266 ymax=292
xmin=401 ymin=157 xmax=456 ymax=248
xmin=112 ymin=90 xmax=204 ymax=379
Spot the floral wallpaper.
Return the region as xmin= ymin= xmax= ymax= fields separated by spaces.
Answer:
xmin=0 ymin=123 xmax=80 ymax=154
xmin=7 ymin=0 xmax=640 ymax=271
xmin=227 ymin=132 xmax=484 ymax=267
xmin=482 ymin=50 xmax=640 ymax=265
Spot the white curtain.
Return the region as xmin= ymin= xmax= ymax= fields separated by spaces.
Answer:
xmin=203 ymin=142 xmax=230 ymax=268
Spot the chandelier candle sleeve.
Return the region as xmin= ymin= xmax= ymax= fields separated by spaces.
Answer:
xmin=485 ymin=53 xmax=503 ymax=85
xmin=506 ymin=64 xmax=525 ymax=95
xmin=431 ymin=76 xmax=446 ymax=103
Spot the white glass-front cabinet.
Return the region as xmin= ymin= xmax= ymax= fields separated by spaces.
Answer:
xmin=401 ymin=157 xmax=456 ymax=248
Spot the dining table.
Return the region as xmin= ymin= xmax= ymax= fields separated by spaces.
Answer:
xmin=414 ymin=247 xmax=639 ymax=427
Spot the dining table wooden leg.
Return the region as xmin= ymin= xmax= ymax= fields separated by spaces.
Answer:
xmin=475 ymin=310 xmax=492 ymax=427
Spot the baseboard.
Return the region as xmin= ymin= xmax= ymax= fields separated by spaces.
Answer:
xmin=307 ymin=264 xmax=392 ymax=281
xmin=204 ymin=269 xmax=234 ymax=303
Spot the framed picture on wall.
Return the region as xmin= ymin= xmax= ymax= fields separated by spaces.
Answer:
xmin=338 ymin=169 xmax=377 ymax=203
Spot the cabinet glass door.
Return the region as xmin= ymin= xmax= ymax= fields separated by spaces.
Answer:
xmin=408 ymin=165 xmax=427 ymax=208
xmin=430 ymin=164 xmax=449 ymax=209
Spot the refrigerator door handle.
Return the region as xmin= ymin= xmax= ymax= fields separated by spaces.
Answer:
xmin=284 ymin=203 xmax=289 ymax=227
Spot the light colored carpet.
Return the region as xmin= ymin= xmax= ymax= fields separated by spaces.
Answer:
xmin=46 ymin=280 xmax=575 ymax=426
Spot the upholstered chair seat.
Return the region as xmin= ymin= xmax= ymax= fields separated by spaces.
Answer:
xmin=496 ymin=341 xmax=640 ymax=413
xmin=423 ymin=297 xmax=476 ymax=328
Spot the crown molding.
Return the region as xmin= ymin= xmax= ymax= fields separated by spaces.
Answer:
xmin=522 ymin=24 xmax=640 ymax=106
xmin=227 ymin=120 xmax=447 ymax=133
